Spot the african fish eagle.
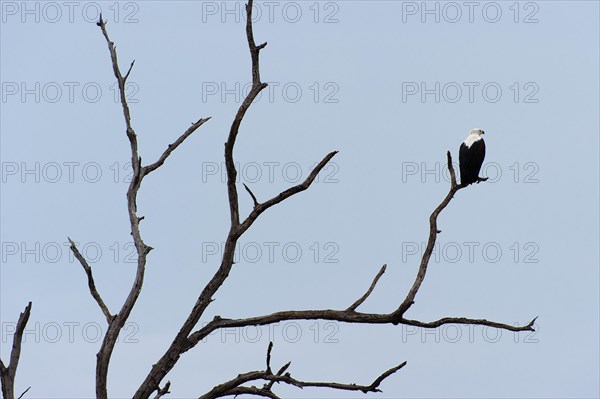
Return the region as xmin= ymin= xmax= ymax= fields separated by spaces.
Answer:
xmin=459 ymin=128 xmax=486 ymax=186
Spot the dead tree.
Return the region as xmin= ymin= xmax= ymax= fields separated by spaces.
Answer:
xmin=64 ymin=1 xmax=537 ymax=398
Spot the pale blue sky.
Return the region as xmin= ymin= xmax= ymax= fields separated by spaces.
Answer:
xmin=1 ymin=1 xmax=599 ymax=398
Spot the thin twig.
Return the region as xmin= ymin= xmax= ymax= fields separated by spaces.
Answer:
xmin=447 ymin=150 xmax=458 ymax=187
xmin=68 ymin=238 xmax=113 ymax=323
xmin=365 ymin=362 xmax=407 ymax=392
xmin=144 ymin=118 xmax=211 ymax=176
xmin=124 ymin=60 xmax=135 ymax=82
xmin=17 ymin=386 xmax=31 ymax=399
xmin=274 ymin=362 xmax=291 ymax=376
xmin=265 ymin=342 xmax=273 ymax=374
xmin=243 ymin=183 xmax=259 ymax=208
xmin=347 ymin=264 xmax=387 ymax=311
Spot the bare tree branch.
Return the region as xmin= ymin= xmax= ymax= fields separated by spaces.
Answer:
xmin=402 ymin=316 xmax=539 ymax=331
xmin=198 ymin=343 xmax=406 ymax=399
xmin=17 ymin=386 xmax=31 ymax=399
xmin=259 ymin=370 xmax=406 ymax=393
xmin=85 ymin=14 xmax=212 ymax=399
xmin=97 ymin=14 xmax=138 ymax=171
xmin=238 ymin=151 xmax=338 ymax=235
xmin=265 ymin=342 xmax=273 ymax=374
xmin=395 ymin=151 xmax=465 ymax=316
xmin=144 ymin=117 xmax=211 ymax=176
xmin=124 ymin=60 xmax=135 ymax=82
xmin=0 ymin=302 xmax=32 ymax=399
xmin=188 ymin=310 xmax=534 ymax=350
xmin=347 ymin=264 xmax=387 ymax=311
xmin=224 ymin=0 xmax=268 ymax=228
xmin=447 ymin=150 xmax=459 ymax=187
xmin=243 ymin=183 xmax=259 ymax=208
xmin=132 ymin=2 xmax=336 ymax=397
xmin=68 ymin=238 xmax=113 ymax=323
xmin=93 ymin=14 xmax=150 ymax=399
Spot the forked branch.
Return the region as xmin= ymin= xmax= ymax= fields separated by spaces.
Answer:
xmin=132 ymin=2 xmax=338 ymax=397
xmin=239 ymin=151 xmax=338 ymax=234
xmin=224 ymin=0 xmax=269 ymax=227
xmin=198 ymin=343 xmax=406 ymax=399
xmin=0 ymin=302 xmax=32 ymax=399
xmin=68 ymin=13 xmax=209 ymax=399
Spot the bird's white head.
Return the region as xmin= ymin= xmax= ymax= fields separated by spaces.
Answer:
xmin=469 ymin=128 xmax=485 ymax=136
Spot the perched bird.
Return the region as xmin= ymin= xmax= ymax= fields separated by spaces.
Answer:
xmin=459 ymin=128 xmax=486 ymax=186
